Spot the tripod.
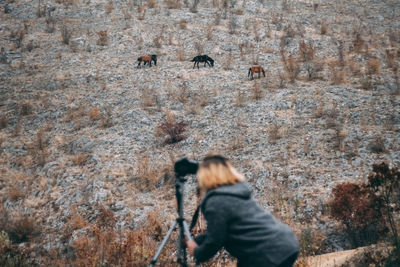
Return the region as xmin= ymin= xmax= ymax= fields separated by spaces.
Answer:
xmin=149 ymin=175 xmax=199 ymax=267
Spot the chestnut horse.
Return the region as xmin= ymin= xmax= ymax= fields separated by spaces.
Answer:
xmin=137 ymin=55 xmax=157 ymax=68
xmin=248 ymin=65 xmax=265 ymax=80
xmin=191 ymin=55 xmax=214 ymax=69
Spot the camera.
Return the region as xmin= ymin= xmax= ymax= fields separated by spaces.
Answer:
xmin=174 ymin=157 xmax=199 ymax=177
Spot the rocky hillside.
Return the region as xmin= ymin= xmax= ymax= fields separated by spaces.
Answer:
xmin=0 ymin=0 xmax=399 ymax=265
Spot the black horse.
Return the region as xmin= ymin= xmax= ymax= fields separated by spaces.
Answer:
xmin=137 ymin=55 xmax=157 ymax=68
xmin=191 ymin=55 xmax=214 ymax=69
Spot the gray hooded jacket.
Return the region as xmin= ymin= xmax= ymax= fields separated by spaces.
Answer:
xmin=193 ymin=182 xmax=299 ymax=267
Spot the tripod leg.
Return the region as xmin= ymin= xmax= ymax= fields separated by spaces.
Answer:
xmin=182 ymin=220 xmax=193 ymax=242
xmin=149 ymin=220 xmax=178 ymax=267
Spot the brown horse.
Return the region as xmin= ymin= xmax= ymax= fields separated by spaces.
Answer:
xmin=248 ymin=65 xmax=265 ymax=80
xmin=137 ymin=55 xmax=157 ymax=68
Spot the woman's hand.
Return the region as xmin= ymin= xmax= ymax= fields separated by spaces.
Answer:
xmin=186 ymin=240 xmax=198 ymax=256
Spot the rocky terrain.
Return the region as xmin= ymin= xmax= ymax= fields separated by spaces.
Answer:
xmin=0 ymin=0 xmax=399 ymax=265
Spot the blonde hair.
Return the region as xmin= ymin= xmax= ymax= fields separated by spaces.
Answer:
xmin=197 ymin=155 xmax=245 ymax=191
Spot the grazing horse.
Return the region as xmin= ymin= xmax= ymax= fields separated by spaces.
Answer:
xmin=248 ymin=65 xmax=266 ymax=80
xmin=192 ymin=55 xmax=214 ymax=69
xmin=137 ymin=55 xmax=157 ymax=68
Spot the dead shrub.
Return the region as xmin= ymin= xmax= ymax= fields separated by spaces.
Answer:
xmin=96 ymin=30 xmax=108 ymax=46
xmin=268 ymin=123 xmax=284 ymax=144
xmin=88 ymin=107 xmax=100 ymax=121
xmin=100 ymin=107 xmax=113 ymax=128
xmin=206 ymin=25 xmax=213 ymax=40
xmin=228 ymin=16 xmax=238 ymax=35
xmin=299 ymin=227 xmax=327 ymax=256
xmin=97 ymin=205 xmax=116 ymax=229
xmin=281 ymin=52 xmax=300 ymax=83
xmin=131 ymin=154 xmax=172 ymax=190
xmin=330 ymin=182 xmax=388 ymax=247
xmin=147 ymin=0 xmax=157 ymax=8
xmin=235 ymin=89 xmax=246 ymax=107
xmin=164 ymin=0 xmax=181 ymax=9
xmin=7 ymin=187 xmax=24 ymax=201
xmin=385 ymin=49 xmax=396 ymax=69
xmin=367 ymin=57 xmax=380 ymax=75
xmin=330 ymin=68 xmax=345 ymax=85
xmin=141 ymin=87 xmax=157 ymax=108
xmin=337 ymin=40 xmax=345 ymax=67
xmin=138 ymin=5 xmax=146 ymax=20
xmin=359 ymin=75 xmax=374 ymax=90
xmin=45 ymin=16 xmax=56 ymax=33
xmin=190 ymin=0 xmax=200 ymax=13
xmin=105 ymin=0 xmax=114 ymax=14
xmin=252 ymin=81 xmax=263 ymax=100
xmin=299 ymin=40 xmax=315 ymax=63
xmin=320 ymin=22 xmax=327 ymax=35
xmin=61 ymin=25 xmax=72 ymax=45
xmin=7 ymin=215 xmax=39 ymax=243
xmin=157 ymin=120 xmax=188 ymax=144
xmin=179 ymin=19 xmax=187 ymax=30
xmin=335 ymin=128 xmax=348 ymax=152
xmin=0 ymin=115 xmax=9 ymax=129
xmin=353 ymin=32 xmax=364 ymax=53
xmin=368 ymin=136 xmax=386 ymax=153
xmin=153 ymin=36 xmax=162 ymax=48
xmin=71 ymin=153 xmax=90 ymax=166
xmin=19 ymin=102 xmax=33 ymax=116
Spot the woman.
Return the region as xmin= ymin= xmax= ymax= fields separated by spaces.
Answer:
xmin=186 ymin=155 xmax=299 ymax=267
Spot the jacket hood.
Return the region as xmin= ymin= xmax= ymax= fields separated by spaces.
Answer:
xmin=206 ymin=182 xmax=252 ymax=200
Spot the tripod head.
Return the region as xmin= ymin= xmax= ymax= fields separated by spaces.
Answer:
xmin=174 ymin=157 xmax=199 ymax=178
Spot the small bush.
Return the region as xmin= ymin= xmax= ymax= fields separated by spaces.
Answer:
xmin=157 ymin=120 xmax=187 ymax=144
xmin=330 ymin=182 xmax=387 ymax=247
